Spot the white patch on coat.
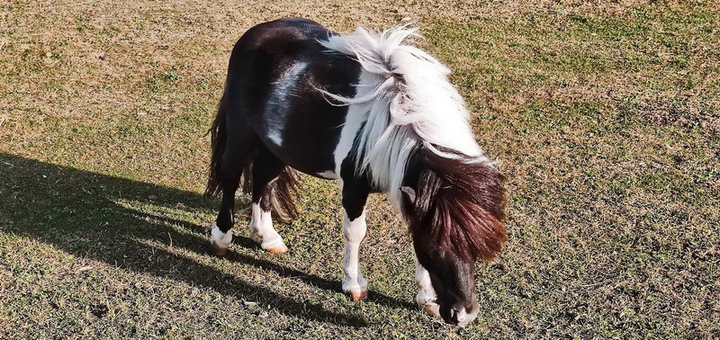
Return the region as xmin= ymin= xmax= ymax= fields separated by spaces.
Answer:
xmin=333 ymin=70 xmax=379 ymax=175
xmin=266 ymin=61 xmax=309 ymax=147
xmin=249 ymin=203 xmax=285 ymax=250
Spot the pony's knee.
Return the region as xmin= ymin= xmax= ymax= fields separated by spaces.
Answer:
xmin=341 ymin=209 xmax=368 ymax=299
xmin=342 ymin=211 xmax=366 ymax=243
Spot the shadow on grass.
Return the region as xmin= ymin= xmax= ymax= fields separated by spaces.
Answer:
xmin=0 ymin=153 xmax=414 ymax=326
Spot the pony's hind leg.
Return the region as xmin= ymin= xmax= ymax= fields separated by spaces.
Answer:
xmin=248 ymin=145 xmax=298 ymax=254
xmin=209 ymin=120 xmax=256 ymax=256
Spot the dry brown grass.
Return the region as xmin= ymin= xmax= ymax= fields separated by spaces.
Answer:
xmin=1 ymin=0 xmax=719 ymax=339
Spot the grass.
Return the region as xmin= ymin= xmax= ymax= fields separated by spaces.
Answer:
xmin=1 ymin=0 xmax=719 ymax=339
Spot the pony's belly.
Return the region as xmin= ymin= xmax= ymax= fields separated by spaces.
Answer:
xmin=314 ymin=170 xmax=339 ymax=179
xmin=258 ymin=132 xmax=340 ymax=180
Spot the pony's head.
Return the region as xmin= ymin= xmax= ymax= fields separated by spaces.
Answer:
xmin=400 ymin=148 xmax=506 ymax=326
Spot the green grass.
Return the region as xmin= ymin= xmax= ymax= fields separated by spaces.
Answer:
xmin=1 ymin=1 xmax=719 ymax=339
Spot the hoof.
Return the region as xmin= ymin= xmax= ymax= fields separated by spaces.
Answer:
xmin=349 ymin=290 xmax=368 ymax=301
xmin=210 ymin=225 xmax=232 ymax=257
xmin=210 ymin=241 xmax=228 ymax=257
xmin=422 ymin=302 xmax=440 ymax=318
xmin=261 ymin=239 xmax=288 ymax=254
xmin=264 ymin=243 xmax=288 ymax=254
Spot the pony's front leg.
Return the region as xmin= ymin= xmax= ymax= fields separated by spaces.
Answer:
xmin=415 ymin=259 xmax=440 ymax=317
xmin=340 ymin=178 xmax=370 ymax=301
xmin=341 ymin=209 xmax=368 ymax=301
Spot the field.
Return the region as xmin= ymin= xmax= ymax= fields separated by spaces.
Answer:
xmin=1 ymin=0 xmax=719 ymax=338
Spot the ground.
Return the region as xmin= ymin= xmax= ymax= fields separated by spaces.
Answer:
xmin=1 ymin=0 xmax=718 ymax=339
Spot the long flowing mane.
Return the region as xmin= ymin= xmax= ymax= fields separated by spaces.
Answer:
xmin=322 ymin=24 xmax=506 ymax=262
xmin=320 ymin=25 xmax=488 ymax=203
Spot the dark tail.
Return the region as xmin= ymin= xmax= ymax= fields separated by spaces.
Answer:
xmin=205 ymin=91 xmax=253 ymax=197
xmin=266 ymin=166 xmax=300 ymax=223
xmin=206 ymin=92 xmax=227 ymax=196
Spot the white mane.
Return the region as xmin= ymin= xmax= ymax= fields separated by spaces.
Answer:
xmin=321 ymin=25 xmax=487 ymax=204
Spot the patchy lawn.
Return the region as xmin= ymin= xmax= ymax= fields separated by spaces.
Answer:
xmin=1 ymin=0 xmax=718 ymax=338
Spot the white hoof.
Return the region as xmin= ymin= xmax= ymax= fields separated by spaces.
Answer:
xmin=210 ymin=225 xmax=232 ymax=256
xmin=347 ymin=289 xmax=368 ymax=301
xmin=342 ymin=275 xmax=368 ymax=301
xmin=261 ymin=239 xmax=288 ymax=254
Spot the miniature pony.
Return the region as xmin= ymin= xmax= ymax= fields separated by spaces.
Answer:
xmin=206 ymin=18 xmax=506 ymax=326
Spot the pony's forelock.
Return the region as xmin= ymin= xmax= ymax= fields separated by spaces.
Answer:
xmin=409 ymin=150 xmax=507 ymax=263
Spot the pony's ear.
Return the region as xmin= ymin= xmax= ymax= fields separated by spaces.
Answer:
xmin=400 ymin=186 xmax=417 ymax=205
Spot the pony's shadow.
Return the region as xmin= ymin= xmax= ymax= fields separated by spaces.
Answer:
xmin=148 ymin=209 xmax=416 ymax=311
xmin=0 ymin=153 xmax=413 ymax=327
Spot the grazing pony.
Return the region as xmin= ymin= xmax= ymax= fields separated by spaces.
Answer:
xmin=206 ymin=18 xmax=506 ymax=326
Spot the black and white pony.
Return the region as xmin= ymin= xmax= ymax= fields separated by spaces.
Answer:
xmin=206 ymin=18 xmax=506 ymax=326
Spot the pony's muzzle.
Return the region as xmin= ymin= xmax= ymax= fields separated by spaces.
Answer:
xmin=444 ymin=299 xmax=480 ymax=327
